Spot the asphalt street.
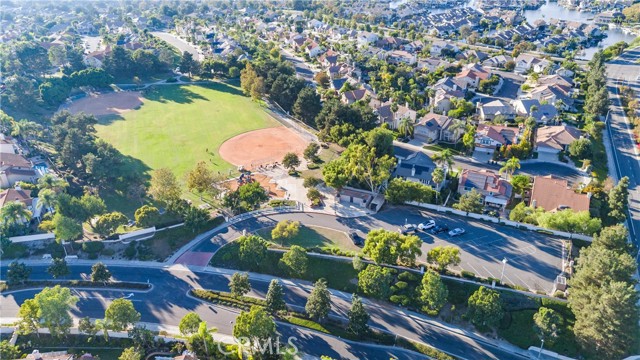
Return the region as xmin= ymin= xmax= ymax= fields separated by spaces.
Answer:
xmin=0 ymin=265 xmax=525 ymax=360
xmin=605 ymin=47 xmax=640 ymax=252
xmin=194 ymin=209 xmax=563 ymax=293
xmin=280 ymin=48 xmax=316 ymax=83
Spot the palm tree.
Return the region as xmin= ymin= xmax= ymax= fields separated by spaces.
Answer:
xmin=431 ymin=167 xmax=445 ymax=204
xmin=499 ymin=157 xmax=521 ymax=179
xmin=1 ymin=201 xmax=32 ymax=226
xmin=36 ymin=188 xmax=57 ymax=215
xmin=38 ymin=174 xmax=67 ymax=192
xmin=432 ymin=149 xmax=455 ymax=169
xmin=447 ymin=119 xmax=466 ymax=144
xmin=398 ymin=117 xmax=414 ymax=138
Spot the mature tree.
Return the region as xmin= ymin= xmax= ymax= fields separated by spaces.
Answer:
xmin=104 ymin=298 xmax=141 ymax=333
xmin=34 ymin=286 xmax=79 ymax=338
xmin=385 ymin=178 xmax=436 ymax=204
xmin=179 ymin=52 xmax=199 ymax=78
xmin=134 ymin=205 xmax=160 ymax=227
xmin=237 ymin=182 xmax=269 ymax=210
xmin=233 ymin=306 xmax=277 ymax=357
xmin=128 ymin=325 xmax=155 ymax=351
xmin=293 ymin=87 xmax=322 ymax=125
xmin=186 ymin=161 xmax=215 ymax=199
xmin=573 ymin=281 xmax=639 ymax=359
xmin=282 ymin=152 xmax=301 ymax=172
xmin=237 ymin=235 xmax=267 ymax=267
xmin=536 ymin=209 xmax=602 ymax=235
xmin=499 ymin=157 xmax=520 ymax=179
xmin=510 ymin=175 xmax=531 ymax=196
xmin=271 ymin=220 xmax=300 ymax=243
xmin=7 ymin=261 xmax=31 ymax=285
xmin=118 ymin=347 xmax=141 ymax=360
xmin=36 ymin=189 xmax=57 ymax=214
xmin=149 ymin=168 xmax=181 ymax=205
xmin=432 ymin=149 xmax=455 ymax=169
xmin=17 ymin=299 xmax=40 ymax=335
xmin=324 ymin=143 xmax=395 ymax=193
xmin=427 ymin=246 xmax=461 ymax=271
xmin=240 ymin=63 xmax=259 ymax=96
xmin=270 ymin=74 xmax=306 ymax=112
xmin=4 ymin=76 xmax=37 ymax=110
xmin=39 ymin=78 xmax=71 ymax=106
xmin=1 ymin=201 xmax=31 ymax=226
xmin=568 ymin=138 xmax=592 ymax=159
xmin=303 ymin=143 xmax=320 ymax=163
xmin=94 ymin=212 xmax=128 ymax=237
xmin=364 ymin=127 xmax=394 ymax=157
xmin=104 ymin=46 xmax=134 ymax=77
xmin=347 ymin=295 xmax=370 ymax=337
xmin=91 ymin=262 xmax=112 ymax=283
xmin=47 ymin=258 xmax=70 ymax=279
xmin=183 ymin=205 xmax=209 ymax=232
xmin=462 ymin=125 xmax=476 ymax=152
xmin=454 ymin=189 xmax=484 ymax=214
xmin=398 ymin=117 xmax=414 ymax=138
xmin=265 ymin=279 xmax=286 ymax=313
xmin=592 ymin=224 xmax=629 ymax=253
xmin=533 ymin=307 xmax=562 ymax=340
xmin=78 ymin=317 xmax=98 ymax=339
xmin=432 ymin=167 xmax=445 ymax=193
xmin=467 ymin=286 xmax=504 ymax=328
xmin=52 ymin=214 xmax=83 ymax=243
xmin=179 ymin=312 xmax=203 ymax=335
xmin=322 ymin=158 xmax=350 ymax=190
xmin=305 ymin=279 xmax=332 ymax=322
xmin=608 ymin=176 xmax=629 ymax=224
xmin=229 ymin=272 xmax=251 ymax=297
xmin=358 ymin=265 xmax=394 ymax=299
xmin=363 ymin=229 xmax=422 ymax=266
xmin=420 ymin=269 xmax=448 ymax=314
xmin=280 ymin=245 xmax=308 ymax=275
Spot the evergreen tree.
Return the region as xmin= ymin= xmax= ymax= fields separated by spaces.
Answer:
xmin=305 ymin=279 xmax=331 ymax=322
xmin=347 ymin=295 xmax=370 ymax=337
xmin=265 ymin=279 xmax=286 ymax=313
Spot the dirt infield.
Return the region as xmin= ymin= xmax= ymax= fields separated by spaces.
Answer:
xmin=64 ymin=91 xmax=144 ymax=116
xmin=219 ymin=127 xmax=308 ymax=169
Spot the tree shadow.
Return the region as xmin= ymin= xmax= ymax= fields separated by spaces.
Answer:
xmin=200 ymin=81 xmax=245 ymax=97
xmin=96 ymin=113 xmax=125 ymax=126
xmin=143 ymin=85 xmax=209 ymax=104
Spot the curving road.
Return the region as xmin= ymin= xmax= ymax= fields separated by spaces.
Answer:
xmin=1 ymin=264 xmax=525 ymax=360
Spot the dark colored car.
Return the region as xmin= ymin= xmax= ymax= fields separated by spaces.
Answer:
xmin=350 ymin=231 xmax=364 ymax=246
xmin=430 ymin=225 xmax=450 ymax=234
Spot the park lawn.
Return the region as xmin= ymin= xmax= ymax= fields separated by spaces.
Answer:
xmin=257 ymin=225 xmax=361 ymax=253
xmin=95 ymin=83 xmax=278 ymax=179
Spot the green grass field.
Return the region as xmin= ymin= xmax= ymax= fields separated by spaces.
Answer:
xmin=95 ymin=83 xmax=278 ymax=179
xmin=257 ymin=225 xmax=361 ymax=253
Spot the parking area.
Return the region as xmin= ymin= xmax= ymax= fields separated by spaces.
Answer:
xmin=370 ymin=208 xmax=564 ymax=293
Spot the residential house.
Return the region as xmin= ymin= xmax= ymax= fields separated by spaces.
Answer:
xmin=0 ymin=134 xmax=16 ymax=154
xmin=512 ymin=99 xmax=558 ymax=124
xmin=372 ymin=101 xmax=417 ymax=129
xmin=432 ymin=76 xmax=467 ymax=93
xmin=0 ymin=186 xmax=41 ymax=221
xmin=530 ymin=175 xmax=590 ymax=212
xmin=514 ymin=54 xmax=545 ymax=74
xmin=477 ymin=99 xmax=516 ymax=121
xmin=415 ymin=113 xmax=462 ymax=144
xmin=432 ymin=88 xmax=465 ymax=114
xmin=482 ymin=55 xmax=513 ymax=69
xmin=341 ymin=89 xmax=368 ymax=105
xmin=305 ymin=41 xmax=324 ymax=57
xmin=393 ymin=151 xmax=441 ymax=189
xmin=430 ymin=40 xmax=458 ymax=57
xmin=454 ymin=64 xmax=492 ymax=89
xmin=528 ymin=84 xmax=574 ymax=111
xmin=535 ymin=124 xmax=582 ymax=156
xmin=474 ymin=124 xmax=521 ymax=154
xmin=1 ymin=153 xmax=37 ymax=188
xmin=387 ymin=50 xmax=417 ymax=65
xmin=417 ymin=58 xmax=452 ymax=72
xmin=357 ymin=31 xmax=379 ymax=47
xmin=458 ymin=169 xmax=513 ymax=209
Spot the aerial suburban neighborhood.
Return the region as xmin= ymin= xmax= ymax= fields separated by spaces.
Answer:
xmin=1 ymin=0 xmax=639 ymax=359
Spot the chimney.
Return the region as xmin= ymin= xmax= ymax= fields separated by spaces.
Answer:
xmin=411 ymin=166 xmax=416 ymax=177
xmin=532 ymin=199 xmax=537 ymax=208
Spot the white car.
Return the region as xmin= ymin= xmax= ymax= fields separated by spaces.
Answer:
xmin=418 ymin=220 xmax=436 ymax=230
xmin=399 ymin=224 xmax=418 ymax=234
xmin=448 ymin=228 xmax=466 ymax=237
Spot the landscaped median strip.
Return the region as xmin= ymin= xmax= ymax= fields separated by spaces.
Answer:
xmin=0 ymin=280 xmax=152 ymax=294
xmin=189 ymin=288 xmax=457 ymax=360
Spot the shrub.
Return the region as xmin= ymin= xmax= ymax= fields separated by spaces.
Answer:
xmin=303 ymin=177 xmax=322 ymax=188
xmin=398 ymin=271 xmax=418 ymax=282
xmin=461 ymin=270 xmax=476 ymax=279
xmin=102 ymin=248 xmax=115 ymax=256
xmin=394 ymin=281 xmax=408 ymax=290
xmin=307 ymin=163 xmax=320 ymax=170
xmin=124 ymin=243 xmax=137 ymax=259
xmin=82 ymin=241 xmax=105 ymax=254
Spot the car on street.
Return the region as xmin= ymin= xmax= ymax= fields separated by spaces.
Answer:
xmin=399 ymin=224 xmax=417 ymax=234
xmin=418 ymin=219 xmax=436 ymax=231
xmin=449 ymin=228 xmax=466 ymax=237
xmin=430 ymin=225 xmax=450 ymax=234
xmin=350 ymin=231 xmax=364 ymax=246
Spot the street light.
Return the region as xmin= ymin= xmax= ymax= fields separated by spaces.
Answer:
xmin=537 ymin=339 xmax=545 ymax=359
xmin=500 ymin=258 xmax=508 ymax=284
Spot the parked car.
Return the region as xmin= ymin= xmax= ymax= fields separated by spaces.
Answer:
xmin=418 ymin=219 xmax=436 ymax=231
xmin=430 ymin=225 xmax=450 ymax=234
xmin=350 ymin=231 xmax=364 ymax=246
xmin=449 ymin=228 xmax=466 ymax=237
xmin=399 ymin=224 xmax=417 ymax=234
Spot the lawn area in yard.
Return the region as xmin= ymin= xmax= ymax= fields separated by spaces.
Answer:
xmin=423 ymin=143 xmax=464 ymax=156
xmin=210 ymin=242 xmax=358 ymax=292
xmin=95 ymin=83 xmax=278 ymax=178
xmin=256 ymin=225 xmax=361 ymax=253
